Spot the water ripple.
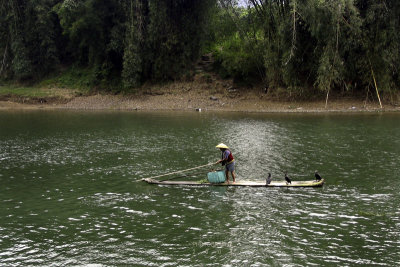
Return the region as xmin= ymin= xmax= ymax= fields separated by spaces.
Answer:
xmin=1 ymin=112 xmax=399 ymax=266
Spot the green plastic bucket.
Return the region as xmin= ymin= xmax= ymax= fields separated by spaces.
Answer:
xmin=207 ymin=170 xmax=226 ymax=183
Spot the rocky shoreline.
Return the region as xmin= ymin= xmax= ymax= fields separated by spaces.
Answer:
xmin=0 ymin=85 xmax=399 ymax=113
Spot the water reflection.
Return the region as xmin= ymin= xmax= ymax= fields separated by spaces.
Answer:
xmin=222 ymin=118 xmax=286 ymax=179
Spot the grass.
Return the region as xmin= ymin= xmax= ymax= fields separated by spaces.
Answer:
xmin=0 ymin=86 xmax=52 ymax=98
xmin=0 ymin=84 xmax=81 ymax=99
xmin=0 ymin=66 xmax=97 ymax=99
xmin=38 ymin=66 xmax=95 ymax=93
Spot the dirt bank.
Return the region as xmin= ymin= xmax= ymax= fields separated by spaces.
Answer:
xmin=0 ymin=81 xmax=399 ymax=113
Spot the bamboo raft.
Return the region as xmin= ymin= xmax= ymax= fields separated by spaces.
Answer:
xmin=142 ymin=178 xmax=325 ymax=187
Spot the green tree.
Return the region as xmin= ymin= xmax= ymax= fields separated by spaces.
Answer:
xmin=147 ymin=0 xmax=215 ymax=82
xmin=122 ymin=0 xmax=216 ymax=87
xmin=1 ymin=0 xmax=398 ymax=97
xmin=122 ymin=0 xmax=148 ymax=88
xmin=55 ymin=0 xmax=126 ymax=84
xmin=0 ymin=0 xmax=63 ymax=80
xmin=356 ymin=0 xmax=400 ymax=95
xmin=210 ymin=0 xmax=400 ymax=97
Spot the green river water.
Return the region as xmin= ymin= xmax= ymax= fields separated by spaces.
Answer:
xmin=0 ymin=110 xmax=399 ymax=266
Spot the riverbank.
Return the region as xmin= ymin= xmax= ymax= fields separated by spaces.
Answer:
xmin=0 ymin=81 xmax=399 ymax=113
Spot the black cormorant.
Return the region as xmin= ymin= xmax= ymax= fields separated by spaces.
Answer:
xmin=266 ymin=173 xmax=272 ymax=185
xmin=315 ymin=171 xmax=322 ymax=181
xmin=284 ymin=172 xmax=292 ymax=184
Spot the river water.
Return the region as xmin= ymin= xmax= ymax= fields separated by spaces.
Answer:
xmin=0 ymin=110 xmax=399 ymax=266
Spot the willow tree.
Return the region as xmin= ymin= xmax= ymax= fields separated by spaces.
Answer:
xmin=303 ymin=0 xmax=362 ymax=106
xmin=55 ymin=0 xmax=126 ymax=84
xmin=356 ymin=0 xmax=400 ymax=103
xmin=0 ymin=0 xmax=61 ymax=80
xmin=211 ymin=0 xmax=400 ymax=99
xmin=147 ymin=0 xmax=216 ymax=81
xmin=122 ymin=0 xmax=148 ymax=88
xmin=122 ymin=0 xmax=216 ymax=88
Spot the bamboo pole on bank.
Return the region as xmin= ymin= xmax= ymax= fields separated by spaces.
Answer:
xmin=369 ymin=59 xmax=383 ymax=109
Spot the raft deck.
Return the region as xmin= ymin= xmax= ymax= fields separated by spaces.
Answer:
xmin=142 ymin=178 xmax=324 ymax=187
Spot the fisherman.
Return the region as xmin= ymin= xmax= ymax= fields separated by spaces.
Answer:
xmin=215 ymin=143 xmax=236 ymax=183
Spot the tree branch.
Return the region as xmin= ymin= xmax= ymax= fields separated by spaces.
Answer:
xmin=0 ymin=43 xmax=8 ymax=75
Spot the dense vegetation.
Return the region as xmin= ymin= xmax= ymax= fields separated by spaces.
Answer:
xmin=0 ymin=0 xmax=399 ymax=100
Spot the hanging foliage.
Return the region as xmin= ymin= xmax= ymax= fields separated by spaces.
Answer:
xmin=0 ymin=0 xmax=398 ymax=97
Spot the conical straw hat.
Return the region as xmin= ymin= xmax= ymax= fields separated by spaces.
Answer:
xmin=216 ymin=143 xmax=229 ymax=149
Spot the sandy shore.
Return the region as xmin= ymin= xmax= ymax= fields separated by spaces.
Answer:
xmin=0 ymin=85 xmax=399 ymax=113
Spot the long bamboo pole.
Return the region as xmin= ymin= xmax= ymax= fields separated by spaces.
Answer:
xmin=141 ymin=163 xmax=214 ymax=181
